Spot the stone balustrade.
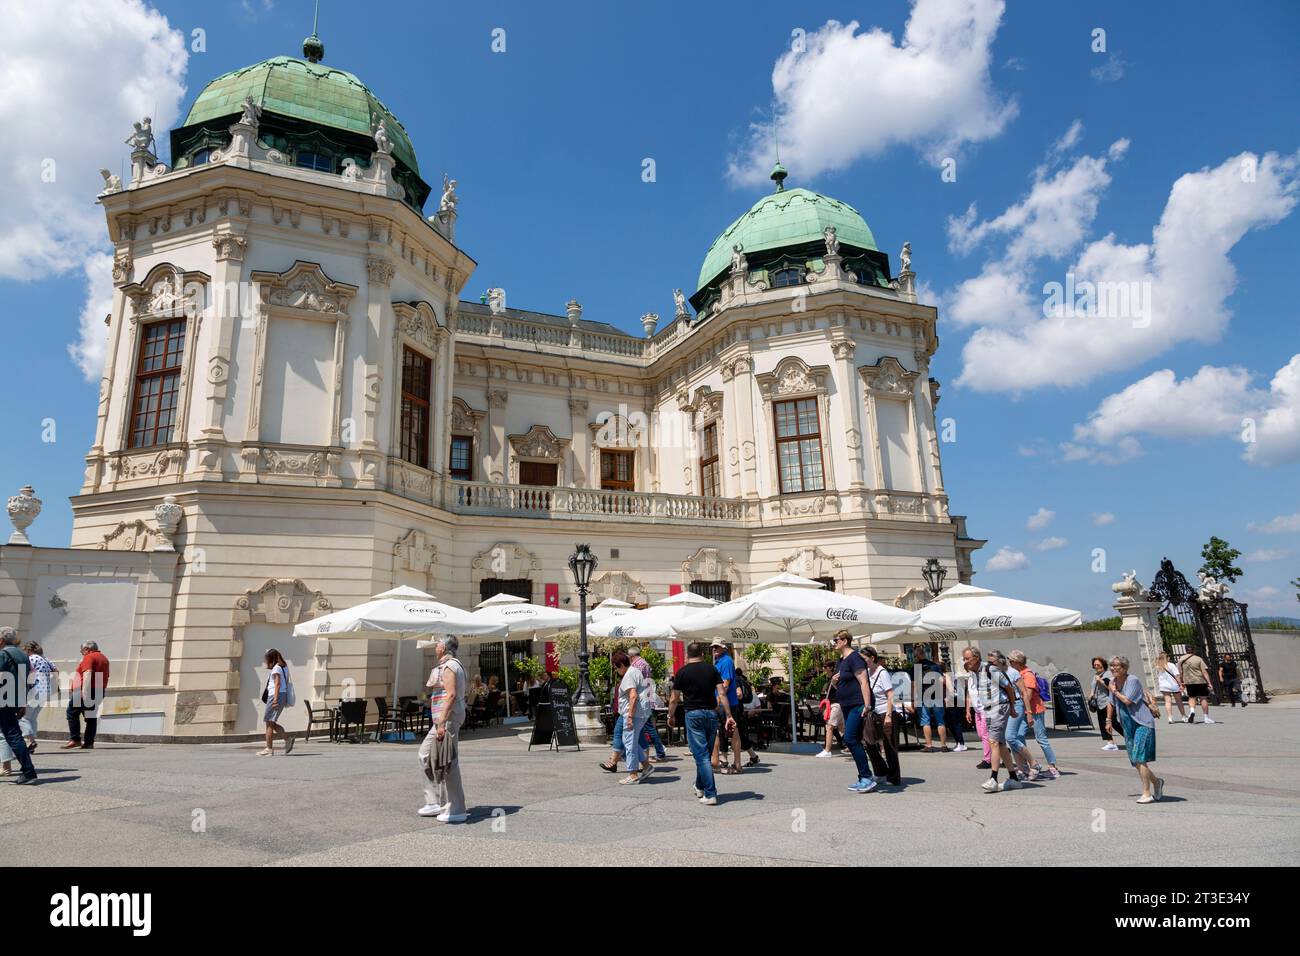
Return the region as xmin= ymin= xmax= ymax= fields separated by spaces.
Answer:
xmin=444 ymin=479 xmax=746 ymax=525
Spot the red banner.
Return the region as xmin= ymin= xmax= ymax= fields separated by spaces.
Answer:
xmin=669 ymin=584 xmax=684 ymax=672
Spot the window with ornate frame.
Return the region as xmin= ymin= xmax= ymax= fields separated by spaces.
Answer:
xmin=128 ymin=317 xmax=187 ymax=449
xmin=518 ymin=460 xmax=558 ymax=486
xmin=700 ymin=422 xmax=721 ymax=498
xmin=600 ymin=450 xmax=635 ymax=491
xmin=773 ymin=397 xmax=825 ymax=494
xmin=449 ymin=435 xmax=473 ymax=481
xmin=399 ymin=346 xmax=432 ymax=469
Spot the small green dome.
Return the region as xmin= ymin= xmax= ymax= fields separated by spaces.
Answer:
xmin=179 ymin=55 xmax=419 ymax=176
xmin=696 ymin=187 xmax=878 ymax=294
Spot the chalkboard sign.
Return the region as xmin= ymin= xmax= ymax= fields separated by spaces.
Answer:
xmin=528 ymin=680 xmax=581 ymax=751
xmin=1050 ymin=673 xmax=1091 ymax=730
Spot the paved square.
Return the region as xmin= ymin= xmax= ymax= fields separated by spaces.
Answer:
xmin=5 ymin=701 xmax=1298 ymax=867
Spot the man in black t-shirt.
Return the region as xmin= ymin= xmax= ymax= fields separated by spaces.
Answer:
xmin=668 ymin=642 xmax=736 ymax=805
xmin=1219 ymin=654 xmax=1245 ymax=707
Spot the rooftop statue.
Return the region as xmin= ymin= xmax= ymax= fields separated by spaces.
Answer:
xmin=124 ymin=117 xmax=155 ymax=155
xmin=439 ymin=174 xmax=458 ymax=216
xmin=730 ymin=243 xmax=747 ymax=275
xmin=673 ymin=288 xmax=689 ymax=319
xmin=239 ymin=94 xmax=261 ymax=127
xmin=372 ymin=116 xmax=391 ymax=155
xmin=899 ymin=241 xmax=912 ymax=274
xmin=98 ymin=169 xmax=123 ymax=194
xmin=823 ymin=225 xmax=839 ymax=257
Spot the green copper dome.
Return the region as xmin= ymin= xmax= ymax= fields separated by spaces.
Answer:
xmin=178 ymin=55 xmax=420 ymax=176
xmin=696 ymin=187 xmax=878 ymax=294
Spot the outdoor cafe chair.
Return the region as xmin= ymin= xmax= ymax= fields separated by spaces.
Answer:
xmin=399 ymin=696 xmax=428 ymax=736
xmin=374 ymin=697 xmax=409 ymax=740
xmin=303 ymin=700 xmax=336 ymax=742
xmin=335 ymin=699 xmax=369 ymax=743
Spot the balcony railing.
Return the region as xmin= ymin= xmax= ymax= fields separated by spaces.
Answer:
xmin=446 ymin=480 xmax=746 ymax=525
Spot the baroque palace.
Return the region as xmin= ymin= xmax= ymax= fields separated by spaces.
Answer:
xmin=1 ymin=33 xmax=983 ymax=738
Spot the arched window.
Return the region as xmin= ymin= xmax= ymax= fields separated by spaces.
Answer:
xmin=295 ymin=150 xmax=334 ymax=173
xmin=772 ymin=268 xmax=802 ymax=288
xmin=190 ymin=149 xmax=211 ymax=166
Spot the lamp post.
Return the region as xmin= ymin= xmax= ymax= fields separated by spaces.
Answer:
xmin=568 ymin=542 xmax=599 ymax=707
xmin=921 ymin=558 xmax=949 ymax=665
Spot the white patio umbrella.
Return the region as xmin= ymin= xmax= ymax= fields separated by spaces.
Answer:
xmin=871 ymin=583 xmax=1082 ymax=646
xmin=587 ymin=598 xmax=638 ymax=623
xmin=291 ymin=585 xmax=507 ymax=717
xmin=587 ymin=593 xmax=718 ymax=640
xmin=673 ymin=572 xmax=920 ymax=748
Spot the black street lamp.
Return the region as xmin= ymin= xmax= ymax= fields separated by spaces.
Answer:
xmin=568 ymin=542 xmax=599 ymax=706
xmin=921 ymin=558 xmax=949 ymax=665
xmin=921 ymin=557 xmax=947 ymax=597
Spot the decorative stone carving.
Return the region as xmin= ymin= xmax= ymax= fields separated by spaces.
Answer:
xmin=780 ymin=495 xmax=828 ymax=516
xmin=488 ymin=288 xmax=508 ymax=315
xmin=778 ymin=546 xmax=842 ymax=583
xmin=6 ymin=485 xmax=41 ymax=545
xmin=450 ymin=397 xmax=485 ymax=435
xmin=394 ymin=302 xmax=440 ymax=352
xmin=261 ymin=448 xmax=325 ymax=476
xmin=858 ymin=356 xmax=919 ymax=396
xmin=673 ymin=288 xmax=689 ymax=320
xmin=239 ymin=94 xmax=261 ymax=127
xmin=590 ymin=571 xmax=648 ymax=606
xmin=471 ymin=542 xmax=539 ymax=579
xmin=252 ymin=261 xmax=356 ymax=315
xmin=756 ymin=356 xmax=830 ymax=400
xmin=212 ymin=234 xmax=247 ymax=262
xmin=831 ymin=339 xmax=856 ymax=361
xmin=394 ymin=528 xmax=437 ymax=575
xmin=99 ymin=519 xmax=157 ymax=552
xmin=124 ymin=116 xmax=156 ymax=154
xmin=511 ymin=426 xmax=565 ymax=460
xmin=233 ymin=578 xmax=332 ymax=627
xmin=640 ymin=312 xmax=659 ymax=337
xmin=681 ymin=547 xmax=741 ymax=591
xmin=366 ymin=256 xmax=395 ymax=285
xmin=487 ymin=389 xmax=509 ymax=409
xmin=152 ymin=495 xmax=183 ymax=551
xmin=729 ymin=243 xmax=747 ymax=276
xmin=882 ymin=495 xmax=923 ymax=515
xmin=1196 ymin=572 xmax=1231 ymax=603
xmin=692 ymin=386 xmax=723 ymax=425
xmin=372 ymin=115 xmax=392 ymax=155
xmin=112 ymin=251 xmax=133 ymax=285
xmin=438 ymin=173 xmax=458 ymax=217
xmin=1112 ymin=570 xmax=1150 ymax=603
xmin=893 ymin=586 xmax=931 ymax=612
xmin=207 ymin=355 xmax=230 ymax=385
xmin=110 ymin=449 xmax=183 ymax=480
xmin=899 ymin=241 xmax=911 ymax=274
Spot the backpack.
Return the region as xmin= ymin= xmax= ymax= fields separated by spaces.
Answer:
xmin=735 ymin=670 xmax=754 ymax=705
xmin=1035 ymin=675 xmax=1051 ymax=703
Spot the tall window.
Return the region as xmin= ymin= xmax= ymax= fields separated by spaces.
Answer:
xmin=128 ymin=318 xmax=186 ymax=448
xmin=774 ymin=397 xmax=825 ymax=494
xmin=399 ymin=347 xmax=432 ymax=468
xmin=449 ymin=435 xmax=472 ymax=481
xmin=700 ymin=422 xmax=721 ymax=498
xmin=600 ymin=450 xmax=635 ymax=491
xmin=690 ymin=580 xmax=732 ymax=603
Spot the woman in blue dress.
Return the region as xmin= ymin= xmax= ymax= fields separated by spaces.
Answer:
xmin=1105 ymin=655 xmax=1165 ymax=804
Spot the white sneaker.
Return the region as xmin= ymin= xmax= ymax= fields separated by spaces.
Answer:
xmin=953 ymin=744 xmax=968 ymax=752
xmin=1000 ymin=777 xmax=1023 ymax=791
xmin=1102 ymin=743 xmax=1119 ymax=751
xmin=1167 ymin=717 xmax=1175 ymax=724
xmin=1204 ymin=717 xmax=1216 ymax=724
xmin=698 ymin=796 xmax=717 ymax=806
xmin=981 ymin=777 xmax=1000 ymax=793
xmin=815 ymin=749 xmax=833 ymax=759
xmin=692 ymin=786 xmax=703 ymax=797
xmin=417 ymin=803 xmax=443 ymax=817
xmin=435 ymin=811 xmax=468 ymax=823
xmin=255 ymin=748 xmax=273 ymax=756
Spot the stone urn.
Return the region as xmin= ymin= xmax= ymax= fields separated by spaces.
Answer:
xmin=6 ymin=485 xmax=41 ymax=545
xmin=153 ymin=494 xmax=183 ymax=552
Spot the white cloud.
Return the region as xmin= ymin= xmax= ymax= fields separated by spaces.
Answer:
xmin=1027 ymin=507 xmax=1055 ymax=530
xmin=0 ymin=0 xmax=188 ymax=379
xmin=1065 ymin=355 xmax=1300 ymax=467
xmin=69 ymin=253 xmax=114 ymax=381
xmin=985 ymin=547 xmax=1028 ymax=572
xmin=728 ymin=1 xmax=1016 ymax=185
xmin=1091 ymin=53 xmax=1128 ymax=84
xmin=1243 ymin=549 xmax=1289 ymax=564
xmin=952 ymin=150 xmax=1300 ymax=392
xmin=1036 ymin=536 xmax=1068 ymax=552
xmin=1092 ymin=512 xmax=1116 ymax=526
xmin=1249 ymin=513 xmax=1300 ymax=534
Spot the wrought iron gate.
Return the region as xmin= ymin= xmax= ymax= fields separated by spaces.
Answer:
xmin=1148 ymin=558 xmax=1268 ymax=704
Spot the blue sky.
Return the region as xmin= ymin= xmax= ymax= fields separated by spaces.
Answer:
xmin=1 ymin=0 xmax=1297 ymax=619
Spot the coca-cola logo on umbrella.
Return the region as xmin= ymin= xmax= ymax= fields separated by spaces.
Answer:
xmin=502 ymin=607 xmax=538 ymax=618
xmin=403 ymin=604 xmax=447 ymax=617
xmin=826 ymin=608 xmax=859 ymax=621
xmin=610 ymin=625 xmax=637 ymax=637
xmin=978 ymin=616 xmax=1013 ymax=628
xmin=729 ymin=627 xmax=758 ymax=641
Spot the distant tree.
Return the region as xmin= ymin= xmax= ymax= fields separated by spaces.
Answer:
xmin=1293 ymin=577 xmax=1300 ymax=604
xmin=1199 ymin=536 xmax=1243 ymax=583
